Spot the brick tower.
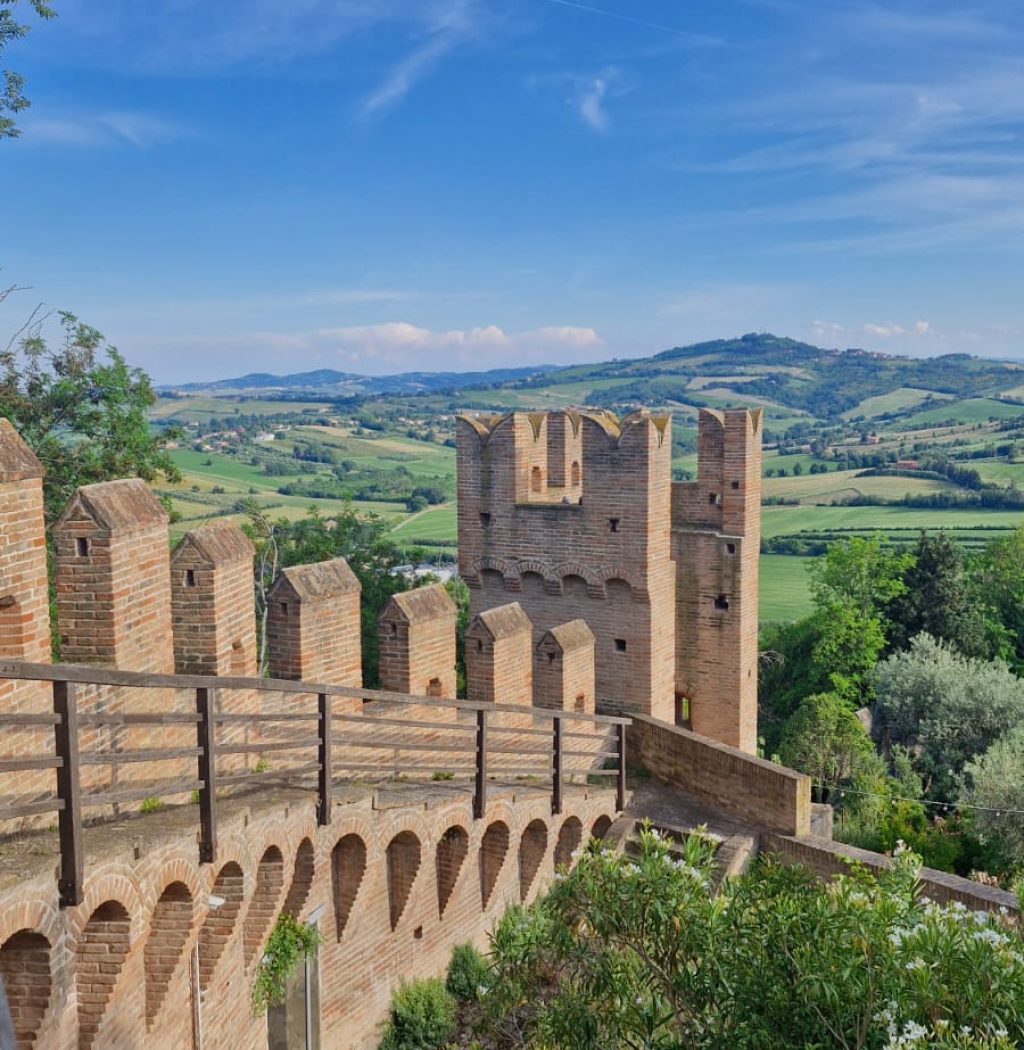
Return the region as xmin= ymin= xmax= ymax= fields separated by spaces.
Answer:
xmin=53 ymin=479 xmax=175 ymax=672
xmin=457 ymin=409 xmax=676 ymax=721
xmin=464 ymin=602 xmax=533 ymax=707
xmin=171 ymin=521 xmax=256 ymax=677
xmin=266 ymin=558 xmax=362 ymax=686
xmin=533 ymin=620 xmax=595 ymax=714
xmin=672 ymin=409 xmax=762 ymax=753
xmin=378 ymin=583 xmax=457 ymax=698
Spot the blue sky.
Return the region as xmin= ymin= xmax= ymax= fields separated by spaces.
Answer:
xmin=2 ymin=0 xmax=1024 ymax=383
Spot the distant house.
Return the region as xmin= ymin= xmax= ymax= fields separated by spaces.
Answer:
xmin=896 ymin=459 xmax=920 ymax=470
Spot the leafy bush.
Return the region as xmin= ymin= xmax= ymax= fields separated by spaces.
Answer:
xmin=471 ymin=823 xmax=1024 ymax=1049
xmin=446 ymin=943 xmax=490 ymax=1002
xmin=252 ymin=914 xmax=322 ymax=1015
xmin=378 ymin=977 xmax=456 ymax=1050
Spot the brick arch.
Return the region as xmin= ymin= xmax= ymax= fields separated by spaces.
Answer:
xmin=436 ymin=825 xmax=469 ymax=919
xmin=77 ymin=900 xmax=131 ymax=1050
xmin=474 ymin=555 xmax=510 ymax=578
xmin=480 ymin=821 xmax=510 ymax=909
xmin=386 ymin=831 xmax=421 ymax=931
xmin=518 ymin=819 xmax=548 ymax=902
xmin=331 ymin=834 xmax=367 ymax=941
xmin=144 ymin=881 xmax=192 ymax=1028
xmin=136 ymin=854 xmax=202 ymax=918
xmin=605 ymin=576 xmax=638 ymax=604
xmin=282 ymin=838 xmax=316 ymax=919
xmin=0 ymin=929 xmax=50 ymax=1049
xmin=198 ymin=862 xmax=244 ymax=992
xmin=554 ymin=816 xmax=583 ymax=871
xmin=591 ymin=815 xmax=613 ymax=840
xmin=551 ymin=562 xmax=602 ymax=589
xmin=242 ymin=845 xmax=285 ymax=967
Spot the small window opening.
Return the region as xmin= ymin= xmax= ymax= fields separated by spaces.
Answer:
xmin=675 ymin=692 xmax=690 ymax=725
xmin=184 ymin=569 xmax=196 ymax=587
xmin=714 ymin=594 xmax=730 ymax=611
xmin=731 ymin=480 xmax=740 ymax=490
xmin=614 ymin=638 xmax=627 ymax=653
xmin=76 ymin=537 xmax=89 ymax=557
xmin=476 ymin=639 xmax=483 ymax=652
xmin=390 ymin=622 xmax=398 ymax=635
xmin=530 ymin=466 xmax=543 ymax=493
xmin=708 ymin=492 xmax=719 ymax=505
xmin=480 ymin=511 xmax=491 ymax=527
xmin=547 ymin=651 xmax=555 ymax=664
xmin=574 ymin=693 xmax=585 ymax=711
xmin=571 ymin=461 xmax=581 ymax=486
xmin=413 ymin=926 xmax=423 ymax=940
xmin=280 ymin=601 xmax=289 ymax=615
xmin=427 ymin=677 xmax=443 ymax=698
xmin=726 ymin=542 xmax=736 ymax=555
xmin=608 ymin=517 xmax=620 ymax=533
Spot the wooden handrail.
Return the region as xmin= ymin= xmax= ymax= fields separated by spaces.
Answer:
xmin=0 ymin=660 xmax=632 ymax=727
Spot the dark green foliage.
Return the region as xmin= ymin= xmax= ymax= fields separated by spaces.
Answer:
xmin=1 ymin=0 xmax=56 ymax=139
xmin=378 ymin=978 xmax=456 ymax=1050
xmin=446 ymin=943 xmax=490 ymax=1002
xmin=889 ymin=532 xmax=996 ymax=658
xmin=0 ymin=312 xmax=180 ymax=523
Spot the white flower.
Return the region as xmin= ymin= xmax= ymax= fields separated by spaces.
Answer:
xmin=905 ymin=957 xmax=925 ymax=972
xmin=972 ymin=928 xmax=1006 ymax=947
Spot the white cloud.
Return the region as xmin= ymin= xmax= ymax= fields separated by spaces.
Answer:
xmin=360 ymin=0 xmax=483 ymax=118
xmin=914 ymin=320 xmax=930 ymax=334
xmin=305 ymin=321 xmax=602 ymax=369
xmin=863 ymin=322 xmax=905 ymax=338
xmin=579 ymin=75 xmax=611 ymax=131
xmin=23 ymin=111 xmax=187 ymax=148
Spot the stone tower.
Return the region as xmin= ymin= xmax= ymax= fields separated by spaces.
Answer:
xmin=672 ymin=409 xmax=762 ymax=753
xmin=457 ymin=409 xmax=676 ymax=721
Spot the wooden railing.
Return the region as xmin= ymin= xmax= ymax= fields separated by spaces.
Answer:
xmin=0 ymin=661 xmax=629 ymax=908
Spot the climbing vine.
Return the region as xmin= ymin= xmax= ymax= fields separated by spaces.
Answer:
xmin=252 ymin=913 xmax=322 ymax=1015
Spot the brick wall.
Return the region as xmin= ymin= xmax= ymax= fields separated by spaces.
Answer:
xmin=0 ymin=422 xmax=53 ymax=814
xmin=457 ymin=410 xmax=675 ymax=722
xmin=465 ymin=602 xmax=532 ymax=706
xmin=378 ymin=584 xmax=457 ymax=698
xmin=761 ymin=833 xmax=1019 ymax=914
xmin=672 ymin=409 xmax=762 ymax=752
xmin=266 ymin=559 xmax=362 ymax=687
xmin=628 ymin=713 xmax=811 ymax=836
xmin=0 ymin=787 xmax=618 ymax=1050
xmin=533 ymin=620 xmax=595 ymax=714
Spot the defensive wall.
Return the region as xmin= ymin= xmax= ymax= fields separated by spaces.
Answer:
xmin=0 ymin=414 xmax=1017 ymax=1050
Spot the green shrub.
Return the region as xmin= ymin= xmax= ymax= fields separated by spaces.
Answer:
xmin=446 ymin=943 xmax=489 ymax=1002
xmin=252 ymin=914 xmax=322 ymax=1015
xmin=139 ymin=796 xmax=163 ymax=814
xmin=379 ymin=977 xmax=455 ymax=1050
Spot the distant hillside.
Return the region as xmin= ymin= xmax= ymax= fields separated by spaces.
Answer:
xmin=165 ymin=334 xmax=1024 ymax=423
xmin=163 ymin=364 xmax=556 ymax=397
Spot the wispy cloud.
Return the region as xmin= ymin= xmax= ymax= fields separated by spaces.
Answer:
xmin=23 ymin=110 xmax=189 ymax=148
xmin=578 ymin=72 xmax=612 ymax=131
xmin=359 ymin=0 xmax=486 ymax=118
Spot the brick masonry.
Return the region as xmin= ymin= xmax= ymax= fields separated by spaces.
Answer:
xmin=378 ymin=583 xmax=457 ymax=698
xmin=465 ymin=602 xmax=533 ymax=707
xmin=533 ymin=620 xmax=595 ymax=714
xmin=456 ymin=408 xmax=761 ymax=749
xmin=0 ymin=786 xmax=618 ymax=1050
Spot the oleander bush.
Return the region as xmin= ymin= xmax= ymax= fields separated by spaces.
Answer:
xmin=467 ymin=823 xmax=1023 ymax=1050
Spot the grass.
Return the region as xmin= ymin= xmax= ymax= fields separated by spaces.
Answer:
xmin=895 ymin=398 xmax=1024 ymax=427
xmin=759 ymin=555 xmax=813 ymax=622
xmin=761 ymin=503 xmax=1024 ymax=540
xmin=152 ymin=396 xmax=331 ymax=422
xmin=763 ymin=469 xmax=954 ymax=504
xmin=840 ymin=387 xmax=952 ymax=420
xmin=391 ymin=504 xmax=457 ymax=542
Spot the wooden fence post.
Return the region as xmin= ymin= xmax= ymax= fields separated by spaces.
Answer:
xmin=616 ymin=722 xmax=627 ymax=813
xmin=317 ymin=693 xmax=332 ymax=826
xmin=196 ymin=687 xmax=217 ymax=864
xmin=473 ymin=708 xmax=488 ymax=820
xmin=53 ymin=680 xmax=83 ymax=908
xmin=551 ymin=716 xmax=563 ymax=816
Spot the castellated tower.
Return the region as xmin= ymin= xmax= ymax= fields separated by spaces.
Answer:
xmin=54 ymin=478 xmax=175 ymax=673
xmin=457 ymin=409 xmax=676 ymax=721
xmin=672 ymin=409 xmax=762 ymax=753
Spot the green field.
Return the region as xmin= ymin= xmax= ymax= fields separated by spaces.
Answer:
xmin=759 ymin=555 xmax=813 ymax=621
xmin=840 ymin=387 xmax=951 ymax=420
xmin=763 ymin=468 xmax=954 ymax=504
xmin=892 ymin=398 xmax=1024 ymax=428
xmin=390 ymin=504 xmax=457 ymax=542
xmin=152 ymin=396 xmax=331 ymax=422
